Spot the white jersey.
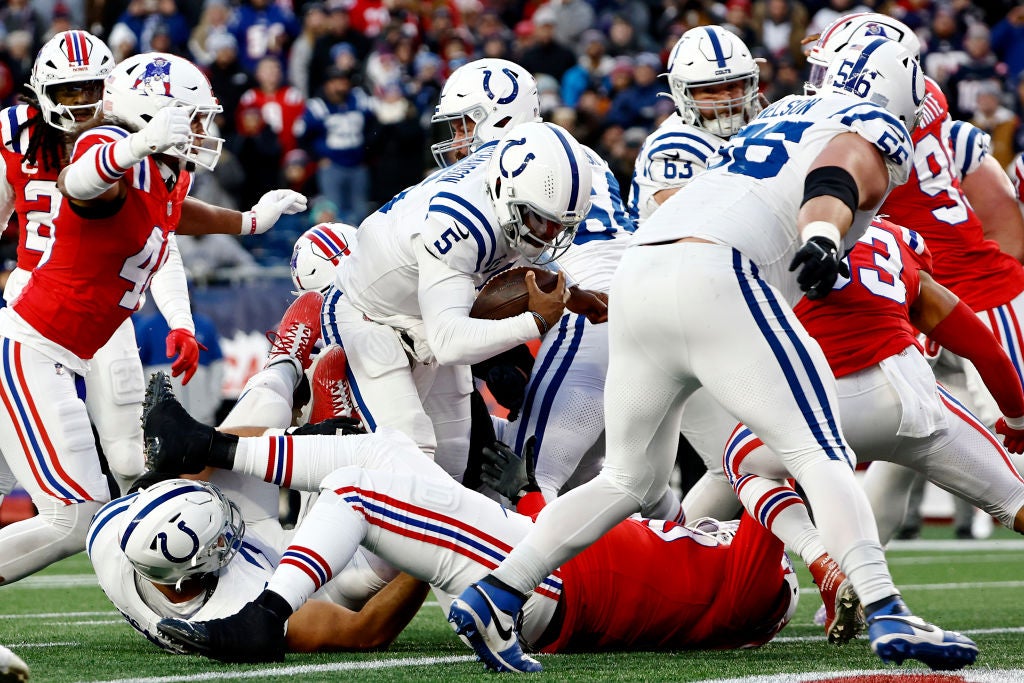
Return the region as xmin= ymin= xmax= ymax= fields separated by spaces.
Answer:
xmin=556 ymin=146 xmax=635 ymax=293
xmin=946 ymin=119 xmax=990 ymax=183
xmin=627 ymin=114 xmax=724 ymax=225
xmin=336 ymin=140 xmax=520 ymax=332
xmin=638 ymin=93 xmax=913 ymax=304
xmin=87 ymin=493 xmax=279 ymax=653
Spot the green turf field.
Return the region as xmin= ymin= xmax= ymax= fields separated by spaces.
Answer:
xmin=3 ymin=524 xmax=1023 ymax=682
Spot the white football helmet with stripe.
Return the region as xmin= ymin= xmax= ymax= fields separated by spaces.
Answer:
xmin=821 ymin=37 xmax=925 ymax=132
xmin=119 ymin=479 xmax=244 ymax=587
xmin=486 ymin=121 xmax=593 ymax=264
xmin=291 ymin=222 xmax=358 ymax=293
xmin=805 ymin=12 xmax=921 ymax=95
xmin=30 ymin=30 xmax=115 ymax=133
xmin=666 ymin=25 xmax=760 ymax=138
xmin=431 ymin=58 xmax=540 ymax=167
xmin=103 ymin=53 xmax=224 ymax=170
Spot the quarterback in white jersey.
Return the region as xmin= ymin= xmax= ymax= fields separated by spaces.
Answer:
xmin=322 ymin=121 xmax=592 ymax=480
xmin=449 ymin=39 xmax=976 ymax=675
xmin=628 ymin=25 xmax=761 ymax=225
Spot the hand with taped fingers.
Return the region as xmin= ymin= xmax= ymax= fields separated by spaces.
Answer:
xmin=526 ymin=270 xmax=566 ymax=334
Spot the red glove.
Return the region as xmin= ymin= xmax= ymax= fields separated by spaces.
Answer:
xmin=995 ymin=417 xmax=1024 ymax=454
xmin=165 ymin=328 xmax=207 ymax=386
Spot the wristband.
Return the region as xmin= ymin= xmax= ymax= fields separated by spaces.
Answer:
xmin=241 ymin=210 xmax=257 ymax=236
xmin=530 ymin=311 xmax=549 ymax=335
xmin=800 ymin=220 xmax=841 ymax=246
xmin=1004 ymin=415 xmax=1024 ymax=430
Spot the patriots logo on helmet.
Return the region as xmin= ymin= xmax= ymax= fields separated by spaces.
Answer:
xmin=864 ymin=23 xmax=888 ymax=37
xmin=130 ymin=57 xmax=173 ymax=97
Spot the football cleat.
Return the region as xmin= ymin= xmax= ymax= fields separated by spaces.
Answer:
xmin=309 ymin=345 xmax=362 ymax=426
xmin=868 ymin=598 xmax=978 ymax=671
xmin=808 ymin=553 xmax=864 ymax=645
xmin=156 ymin=601 xmax=286 ymax=663
xmin=265 ymin=291 xmax=324 ymax=371
xmin=142 ymin=371 xmax=217 ymax=474
xmin=0 ymin=644 xmax=29 ymax=683
xmin=447 ymin=578 xmax=540 ymax=673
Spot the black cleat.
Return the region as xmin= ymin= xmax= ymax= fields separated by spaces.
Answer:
xmin=157 ymin=601 xmax=286 ymax=663
xmin=142 ymin=371 xmax=217 ymax=474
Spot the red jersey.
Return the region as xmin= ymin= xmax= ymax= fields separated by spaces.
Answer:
xmin=796 ymin=219 xmax=930 ymax=378
xmin=0 ymin=105 xmax=63 ymax=272
xmin=880 ymin=77 xmax=1024 ymax=312
xmin=237 ymin=85 xmax=305 ymax=153
xmin=542 ymin=514 xmax=794 ymax=653
xmin=14 ymin=125 xmax=190 ymax=360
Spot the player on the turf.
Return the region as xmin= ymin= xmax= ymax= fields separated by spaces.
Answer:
xmin=447 ymin=39 xmax=977 ymax=674
xmin=126 ymin=374 xmax=800 ymax=662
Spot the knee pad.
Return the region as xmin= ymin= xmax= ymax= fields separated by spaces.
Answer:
xmin=38 ymin=499 xmax=104 ymax=549
xmin=105 ymin=356 xmax=146 ymax=406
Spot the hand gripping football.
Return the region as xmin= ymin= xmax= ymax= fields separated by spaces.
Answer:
xmin=470 ymin=267 xmax=559 ymax=320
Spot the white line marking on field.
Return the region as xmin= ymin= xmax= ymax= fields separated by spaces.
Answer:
xmin=797 ymin=579 xmax=1024 ymax=595
xmin=83 ymin=655 xmax=479 ymax=683
xmin=3 ymin=642 xmax=77 ymax=648
xmin=888 ymin=539 xmax=1024 ymax=551
xmin=694 ymin=669 xmax=1024 ymax=683
xmin=0 ymin=611 xmax=113 ymax=619
xmin=772 ymin=625 xmax=1024 ymax=643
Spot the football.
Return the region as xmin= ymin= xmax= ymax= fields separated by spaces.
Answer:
xmin=470 ymin=267 xmax=560 ymax=320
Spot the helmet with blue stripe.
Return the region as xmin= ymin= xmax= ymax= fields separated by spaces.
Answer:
xmin=820 ymin=37 xmax=925 ymax=132
xmin=290 ymin=222 xmax=358 ymax=293
xmin=430 ymin=58 xmax=540 ymax=168
xmin=666 ymin=25 xmax=760 ymax=138
xmin=119 ymin=479 xmax=244 ymax=588
xmin=485 ymin=122 xmax=593 ymax=264
xmin=805 ymin=13 xmax=921 ymax=95
xmin=30 ymin=31 xmax=114 ymax=133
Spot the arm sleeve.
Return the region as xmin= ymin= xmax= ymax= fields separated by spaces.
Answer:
xmin=948 ymin=119 xmax=990 ymax=182
xmin=415 ymin=236 xmax=539 ymax=366
xmin=149 ymin=235 xmax=196 ymax=333
xmin=62 ymin=127 xmax=147 ymax=200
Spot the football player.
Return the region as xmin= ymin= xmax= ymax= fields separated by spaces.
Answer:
xmin=320 ymin=120 xmax=603 ymax=481
xmin=447 ymin=39 xmax=978 ymax=674
xmin=0 ymin=643 xmax=28 ymax=682
xmin=0 ymin=53 xmax=304 ymax=586
xmin=432 ymin=59 xmax=629 ymax=502
xmin=131 ymin=375 xmax=799 ymax=663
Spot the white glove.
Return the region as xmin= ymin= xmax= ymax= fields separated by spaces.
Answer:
xmin=242 ymin=189 xmax=308 ymax=235
xmin=128 ymin=106 xmax=192 ymax=157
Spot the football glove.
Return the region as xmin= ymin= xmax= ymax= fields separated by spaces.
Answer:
xmin=165 ymin=328 xmax=206 ymax=385
xmin=129 ymin=106 xmax=192 ymax=156
xmin=288 ymin=416 xmax=366 ymax=436
xmin=995 ymin=417 xmax=1024 ymax=454
xmin=480 ymin=437 xmax=540 ymax=503
xmin=789 ymin=236 xmax=850 ymax=300
xmin=243 ymin=190 xmax=308 ymax=235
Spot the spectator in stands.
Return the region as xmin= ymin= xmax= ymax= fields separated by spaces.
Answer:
xmin=518 ymin=6 xmax=577 ymax=81
xmin=473 ymin=8 xmax=513 ymax=46
xmin=764 ymin=54 xmax=803 ymax=101
xmin=605 ymin=52 xmax=667 ymax=130
xmin=230 ymin=103 xmax=285 ymax=212
xmin=408 ymin=51 xmax=444 ymax=121
xmin=1 ymin=0 xmax=45 ymax=49
xmin=722 ymin=0 xmax=758 ymax=49
xmin=752 ymin=0 xmax=808 ymax=66
xmin=297 ymin=66 xmax=376 ymax=227
xmin=991 ymin=5 xmax=1024 ymax=89
xmin=923 ymin=6 xmax=968 ymax=88
xmin=108 ymin=23 xmax=139 ymax=63
xmin=189 ymin=0 xmax=235 ymax=67
xmin=148 ymin=0 xmax=190 ymax=54
xmin=604 ymin=12 xmax=659 ymax=57
xmin=511 ymin=19 xmax=537 ymax=59
xmin=972 ymin=81 xmax=1019 ymax=167
xmin=561 ymin=29 xmax=615 ymax=108
xmin=310 ymin=3 xmax=371 ymax=97
xmin=367 ymin=84 xmax=425 ymax=212
xmin=175 ymin=234 xmax=258 ymax=285
xmin=947 ymin=23 xmax=1008 ymax=121
xmin=806 ymin=0 xmax=870 ymax=39
xmin=547 ymin=0 xmax=595 ymax=49
xmin=239 ymin=56 xmax=305 ymax=154
xmin=1 ymin=31 xmax=33 ymax=93
xmin=288 ymin=2 xmax=328 ymax=99
xmin=206 ymin=32 xmax=252 ymax=139
xmin=229 ymin=0 xmax=299 ymax=73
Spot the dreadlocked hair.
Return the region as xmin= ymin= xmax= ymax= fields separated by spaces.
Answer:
xmin=17 ymin=88 xmax=70 ymax=173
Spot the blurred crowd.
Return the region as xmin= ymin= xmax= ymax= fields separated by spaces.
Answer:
xmin=0 ymin=0 xmax=1021 ymax=271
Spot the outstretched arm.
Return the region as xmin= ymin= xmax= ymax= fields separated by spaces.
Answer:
xmin=178 ymin=190 xmax=307 ymax=236
xmin=285 ymin=572 xmax=429 ymax=652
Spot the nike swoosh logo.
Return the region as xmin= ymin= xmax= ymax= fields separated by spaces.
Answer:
xmin=875 ymin=615 xmax=936 ymax=632
xmin=474 ymin=585 xmax=514 ymax=641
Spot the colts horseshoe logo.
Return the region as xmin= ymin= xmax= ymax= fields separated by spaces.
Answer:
xmin=498 ymin=137 xmax=534 ymax=178
xmin=482 ymin=68 xmax=519 ymax=105
xmin=156 ymin=520 xmax=200 ymax=562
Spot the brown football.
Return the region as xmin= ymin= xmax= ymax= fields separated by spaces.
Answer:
xmin=470 ymin=267 xmax=560 ymax=320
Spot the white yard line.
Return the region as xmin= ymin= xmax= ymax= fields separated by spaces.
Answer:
xmin=695 ymin=670 xmax=1024 ymax=683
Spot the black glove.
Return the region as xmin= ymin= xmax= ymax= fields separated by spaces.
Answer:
xmin=127 ymin=469 xmax=178 ymax=494
xmin=480 ymin=438 xmax=540 ymax=503
xmin=289 ymin=416 xmax=366 ymax=436
xmin=788 ymin=235 xmax=850 ymax=300
xmin=484 ymin=365 xmax=529 ymax=420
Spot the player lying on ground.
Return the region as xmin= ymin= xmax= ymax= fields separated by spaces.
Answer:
xmin=136 ymin=373 xmax=800 ymax=663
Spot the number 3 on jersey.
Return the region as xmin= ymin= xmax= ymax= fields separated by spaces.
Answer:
xmin=118 ymin=227 xmax=168 ymax=310
xmin=834 ymin=226 xmax=907 ymax=303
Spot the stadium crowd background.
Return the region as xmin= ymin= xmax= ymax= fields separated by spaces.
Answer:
xmin=1 ymin=0 xmax=1022 ymax=276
